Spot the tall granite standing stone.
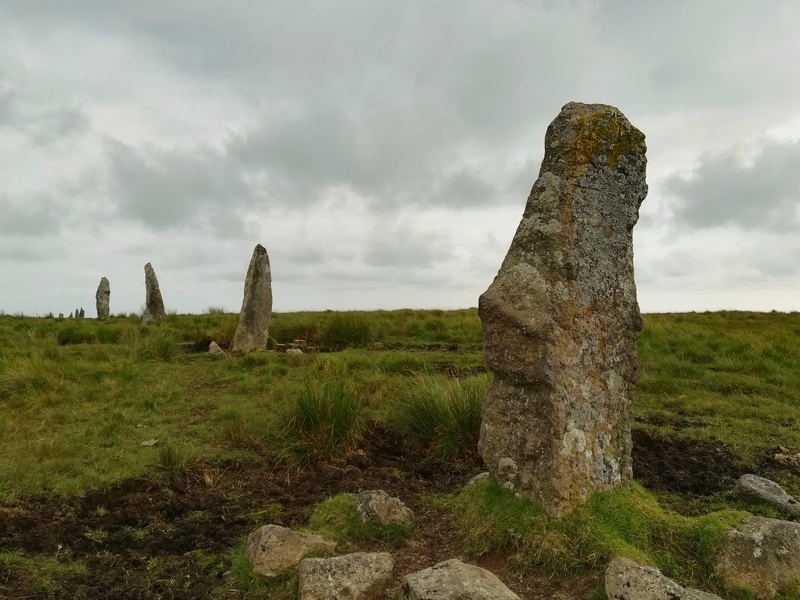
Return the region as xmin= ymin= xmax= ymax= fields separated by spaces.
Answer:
xmin=141 ymin=263 xmax=166 ymax=324
xmin=478 ymin=102 xmax=648 ymax=517
xmin=231 ymin=244 xmax=272 ymax=354
xmin=96 ymin=277 xmax=110 ymax=320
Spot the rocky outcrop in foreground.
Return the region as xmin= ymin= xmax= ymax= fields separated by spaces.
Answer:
xmin=478 ymin=101 xmax=648 ymax=517
xmin=605 ymin=557 xmax=721 ymax=599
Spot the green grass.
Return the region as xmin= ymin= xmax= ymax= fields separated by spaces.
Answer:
xmin=389 ymin=373 xmax=488 ymax=459
xmin=306 ymin=493 xmax=413 ymax=546
xmin=452 ymin=477 xmax=747 ymax=595
xmin=0 ymin=551 xmax=88 ymax=594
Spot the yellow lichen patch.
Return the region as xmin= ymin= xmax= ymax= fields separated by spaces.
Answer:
xmin=571 ymin=110 xmax=645 ymax=169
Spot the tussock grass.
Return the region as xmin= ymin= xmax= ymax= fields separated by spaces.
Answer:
xmin=269 ymin=378 xmax=365 ymax=463
xmin=390 ymin=374 xmax=488 ymax=459
xmin=307 ymin=493 xmax=413 ymax=546
xmin=453 ymin=478 xmax=746 ymax=592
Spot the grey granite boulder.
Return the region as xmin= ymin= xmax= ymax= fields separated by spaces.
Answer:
xmin=715 ymin=516 xmax=800 ymax=598
xmin=605 ymin=557 xmax=721 ymax=599
xmin=245 ymin=524 xmax=336 ymax=577
xmin=402 ymin=559 xmax=520 ymax=599
xmin=354 ymin=490 xmax=413 ymax=527
xmin=478 ymin=102 xmax=647 ymax=517
xmin=299 ymin=552 xmax=393 ymax=600
xmin=732 ymin=474 xmax=800 ymax=517
xmin=208 ymin=341 xmax=224 ymax=355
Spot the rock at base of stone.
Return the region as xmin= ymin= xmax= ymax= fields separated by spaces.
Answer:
xmin=478 ymin=101 xmax=647 ymax=517
xmin=714 ymin=516 xmax=800 ymax=599
xmin=231 ymin=244 xmax=272 ymax=354
xmin=605 ymin=557 xmax=721 ymax=599
xmin=354 ymin=490 xmax=413 ymax=527
xmin=208 ymin=341 xmax=224 ymax=355
xmin=402 ymin=558 xmax=520 ymax=600
xmin=299 ymin=552 xmax=393 ymax=600
xmin=141 ymin=263 xmax=166 ymax=324
xmin=245 ymin=524 xmax=336 ymax=577
xmin=96 ymin=277 xmax=110 ymax=320
xmin=286 ymin=348 xmax=304 ymax=355
xmin=732 ymin=474 xmax=800 ymax=517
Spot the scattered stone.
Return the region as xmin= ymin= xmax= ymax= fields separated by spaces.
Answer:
xmin=477 ymin=102 xmax=648 ymax=517
xmin=774 ymin=446 xmax=800 ymax=470
xmin=402 ymin=559 xmax=520 ymax=600
xmin=141 ymin=262 xmax=166 ymax=324
xmin=286 ymin=348 xmax=304 ymax=356
xmin=245 ymin=524 xmax=336 ymax=577
xmin=292 ymin=339 xmax=308 ymax=348
xmin=354 ymin=490 xmax=413 ymax=527
xmin=208 ymin=341 xmax=224 ymax=355
xmin=96 ymin=277 xmax=110 ymax=320
xmin=140 ymin=439 xmax=159 ymax=447
xmin=466 ymin=472 xmax=491 ymax=487
xmin=715 ymin=515 xmax=800 ymax=598
xmin=732 ymin=474 xmax=800 ymax=517
xmin=605 ymin=557 xmax=721 ymax=599
xmin=299 ymin=552 xmax=393 ymax=600
xmin=231 ymin=244 xmax=272 ymax=354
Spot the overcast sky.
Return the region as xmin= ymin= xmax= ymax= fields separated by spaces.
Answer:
xmin=2 ymin=0 xmax=799 ymax=316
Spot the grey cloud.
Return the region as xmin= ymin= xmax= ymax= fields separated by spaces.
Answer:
xmin=0 ymin=84 xmax=88 ymax=144
xmin=434 ymin=169 xmax=498 ymax=208
xmin=665 ymin=140 xmax=800 ymax=230
xmin=0 ymin=194 xmax=61 ymax=235
xmin=364 ymin=223 xmax=451 ymax=268
xmin=107 ymin=140 xmax=256 ymax=235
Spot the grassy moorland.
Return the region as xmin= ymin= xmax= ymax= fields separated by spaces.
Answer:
xmin=0 ymin=309 xmax=799 ymax=599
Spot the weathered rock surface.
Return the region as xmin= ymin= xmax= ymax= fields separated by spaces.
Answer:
xmin=715 ymin=516 xmax=800 ymax=598
xmin=208 ymin=341 xmax=224 ymax=355
xmin=78 ymin=307 xmax=85 ymax=318
xmin=231 ymin=244 xmax=272 ymax=354
xmin=286 ymin=348 xmax=304 ymax=355
xmin=402 ymin=559 xmax=520 ymax=599
xmin=96 ymin=277 xmax=110 ymax=320
xmin=245 ymin=524 xmax=336 ymax=577
xmin=732 ymin=474 xmax=800 ymax=517
xmin=605 ymin=557 xmax=721 ymax=599
xmin=478 ymin=102 xmax=647 ymax=517
xmin=354 ymin=490 xmax=414 ymax=527
xmin=141 ymin=263 xmax=166 ymax=324
xmin=299 ymin=552 xmax=393 ymax=600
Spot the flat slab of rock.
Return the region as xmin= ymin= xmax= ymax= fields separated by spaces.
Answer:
xmin=402 ymin=558 xmax=520 ymax=599
xmin=732 ymin=474 xmax=800 ymax=517
xmin=245 ymin=524 xmax=336 ymax=577
xmin=478 ymin=102 xmax=647 ymax=517
xmin=354 ymin=490 xmax=413 ymax=527
xmin=605 ymin=557 xmax=721 ymax=599
xmin=299 ymin=552 xmax=393 ymax=600
xmin=715 ymin=516 xmax=800 ymax=598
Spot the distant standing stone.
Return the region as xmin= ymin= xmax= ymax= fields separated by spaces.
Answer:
xmin=141 ymin=262 xmax=166 ymax=324
xmin=231 ymin=244 xmax=272 ymax=354
xmin=96 ymin=277 xmax=110 ymax=320
xmin=478 ymin=102 xmax=648 ymax=517
xmin=58 ymin=313 xmax=64 ymax=318
xmin=78 ymin=307 xmax=85 ymax=319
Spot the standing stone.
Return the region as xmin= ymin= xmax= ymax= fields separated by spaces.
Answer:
xmin=478 ymin=102 xmax=647 ymax=517
xmin=95 ymin=277 xmax=110 ymax=321
xmin=231 ymin=244 xmax=272 ymax=354
xmin=78 ymin=307 xmax=85 ymax=319
xmin=141 ymin=262 xmax=166 ymax=324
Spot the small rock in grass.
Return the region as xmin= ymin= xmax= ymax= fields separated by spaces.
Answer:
xmin=208 ymin=341 xmax=224 ymax=355
xmin=354 ymin=490 xmax=413 ymax=527
xmin=605 ymin=557 xmax=721 ymax=599
xmin=732 ymin=474 xmax=800 ymax=517
xmin=286 ymin=348 xmax=304 ymax=355
xmin=466 ymin=472 xmax=490 ymax=487
xmin=402 ymin=558 xmax=520 ymax=599
xmin=141 ymin=439 xmax=159 ymax=447
xmin=245 ymin=524 xmax=336 ymax=577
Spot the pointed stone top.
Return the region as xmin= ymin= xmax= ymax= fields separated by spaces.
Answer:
xmin=145 ymin=262 xmax=153 ymax=269
xmin=254 ymin=244 xmax=267 ymax=254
